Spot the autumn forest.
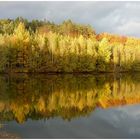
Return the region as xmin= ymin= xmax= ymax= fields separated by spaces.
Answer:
xmin=0 ymin=17 xmax=140 ymax=73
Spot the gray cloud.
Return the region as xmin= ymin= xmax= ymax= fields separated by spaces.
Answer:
xmin=0 ymin=1 xmax=140 ymax=37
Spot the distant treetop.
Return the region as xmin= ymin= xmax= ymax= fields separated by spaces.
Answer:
xmin=0 ymin=17 xmax=96 ymax=38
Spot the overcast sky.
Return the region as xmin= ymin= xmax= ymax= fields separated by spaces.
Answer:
xmin=0 ymin=1 xmax=140 ymax=37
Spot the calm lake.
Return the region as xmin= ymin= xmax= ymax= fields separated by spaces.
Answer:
xmin=1 ymin=73 xmax=140 ymax=138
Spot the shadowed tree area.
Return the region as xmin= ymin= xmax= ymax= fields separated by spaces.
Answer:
xmin=0 ymin=18 xmax=140 ymax=73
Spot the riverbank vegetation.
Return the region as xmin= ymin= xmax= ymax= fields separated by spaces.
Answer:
xmin=0 ymin=17 xmax=140 ymax=73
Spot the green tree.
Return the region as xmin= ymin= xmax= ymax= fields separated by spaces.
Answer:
xmin=97 ymin=38 xmax=111 ymax=72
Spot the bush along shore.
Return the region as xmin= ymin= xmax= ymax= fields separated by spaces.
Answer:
xmin=0 ymin=17 xmax=140 ymax=73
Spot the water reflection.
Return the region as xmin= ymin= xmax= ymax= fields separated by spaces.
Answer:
xmin=0 ymin=73 xmax=140 ymax=124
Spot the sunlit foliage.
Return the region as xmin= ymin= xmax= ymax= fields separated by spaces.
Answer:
xmin=0 ymin=18 xmax=140 ymax=72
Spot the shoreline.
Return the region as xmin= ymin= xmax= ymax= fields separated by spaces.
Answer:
xmin=0 ymin=71 xmax=140 ymax=75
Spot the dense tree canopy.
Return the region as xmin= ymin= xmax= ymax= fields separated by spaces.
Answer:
xmin=0 ymin=17 xmax=140 ymax=73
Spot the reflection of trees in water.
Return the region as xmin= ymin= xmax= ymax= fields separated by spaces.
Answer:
xmin=0 ymin=74 xmax=140 ymax=123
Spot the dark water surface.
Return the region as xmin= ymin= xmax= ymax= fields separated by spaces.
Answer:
xmin=0 ymin=73 xmax=140 ymax=138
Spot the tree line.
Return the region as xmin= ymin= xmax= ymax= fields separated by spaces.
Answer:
xmin=0 ymin=17 xmax=140 ymax=73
